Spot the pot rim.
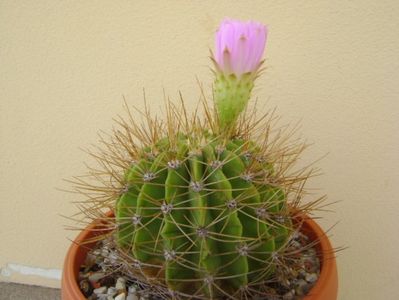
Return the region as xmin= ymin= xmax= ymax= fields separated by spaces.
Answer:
xmin=62 ymin=212 xmax=337 ymax=300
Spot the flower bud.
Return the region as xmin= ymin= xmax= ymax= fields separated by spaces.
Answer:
xmin=213 ymin=19 xmax=268 ymax=134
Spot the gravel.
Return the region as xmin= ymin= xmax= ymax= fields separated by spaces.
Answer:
xmin=78 ymin=229 xmax=320 ymax=299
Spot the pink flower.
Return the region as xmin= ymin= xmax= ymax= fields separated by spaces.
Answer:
xmin=214 ymin=19 xmax=268 ymax=77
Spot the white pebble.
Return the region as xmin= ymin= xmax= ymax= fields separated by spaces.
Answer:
xmin=107 ymin=287 xmax=117 ymax=296
xmin=127 ymin=295 xmax=139 ymax=300
xmin=116 ymin=277 xmax=127 ymax=291
xmin=299 ymin=269 xmax=307 ymax=279
xmin=101 ymin=248 xmax=110 ymax=257
xmin=93 ymin=286 xmax=107 ymax=295
xmin=282 ymin=289 xmax=295 ymax=300
xmin=115 ymin=293 xmax=126 ymax=300
xmin=295 ymin=279 xmax=311 ymax=296
xmin=305 ymin=272 xmax=318 ymax=283
xmin=128 ymin=286 xmax=137 ymax=294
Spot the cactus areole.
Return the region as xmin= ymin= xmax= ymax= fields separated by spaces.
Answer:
xmin=66 ymin=19 xmax=336 ymax=299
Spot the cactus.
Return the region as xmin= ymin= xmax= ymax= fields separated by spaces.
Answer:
xmin=70 ymin=19 xmax=323 ymax=299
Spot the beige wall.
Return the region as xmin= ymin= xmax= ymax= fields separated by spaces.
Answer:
xmin=1 ymin=1 xmax=398 ymax=299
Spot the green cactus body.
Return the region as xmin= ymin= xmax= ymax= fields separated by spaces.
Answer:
xmin=68 ymin=19 xmax=320 ymax=300
xmin=115 ymin=134 xmax=293 ymax=296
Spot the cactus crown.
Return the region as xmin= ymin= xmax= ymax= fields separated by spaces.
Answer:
xmin=68 ymin=19 xmax=325 ymax=299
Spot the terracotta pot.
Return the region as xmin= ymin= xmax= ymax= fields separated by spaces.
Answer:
xmin=295 ymin=215 xmax=338 ymax=300
xmin=62 ymin=213 xmax=338 ymax=300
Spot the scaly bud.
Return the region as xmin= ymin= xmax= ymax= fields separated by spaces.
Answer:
xmin=213 ymin=19 xmax=268 ymax=133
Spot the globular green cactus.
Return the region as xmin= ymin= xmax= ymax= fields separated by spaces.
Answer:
xmin=112 ymin=19 xmax=296 ymax=297
xmin=70 ymin=18 xmax=319 ymax=299
xmin=115 ymin=130 xmax=293 ymax=296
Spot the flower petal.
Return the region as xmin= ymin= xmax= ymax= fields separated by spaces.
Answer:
xmin=214 ymin=19 xmax=268 ymax=77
